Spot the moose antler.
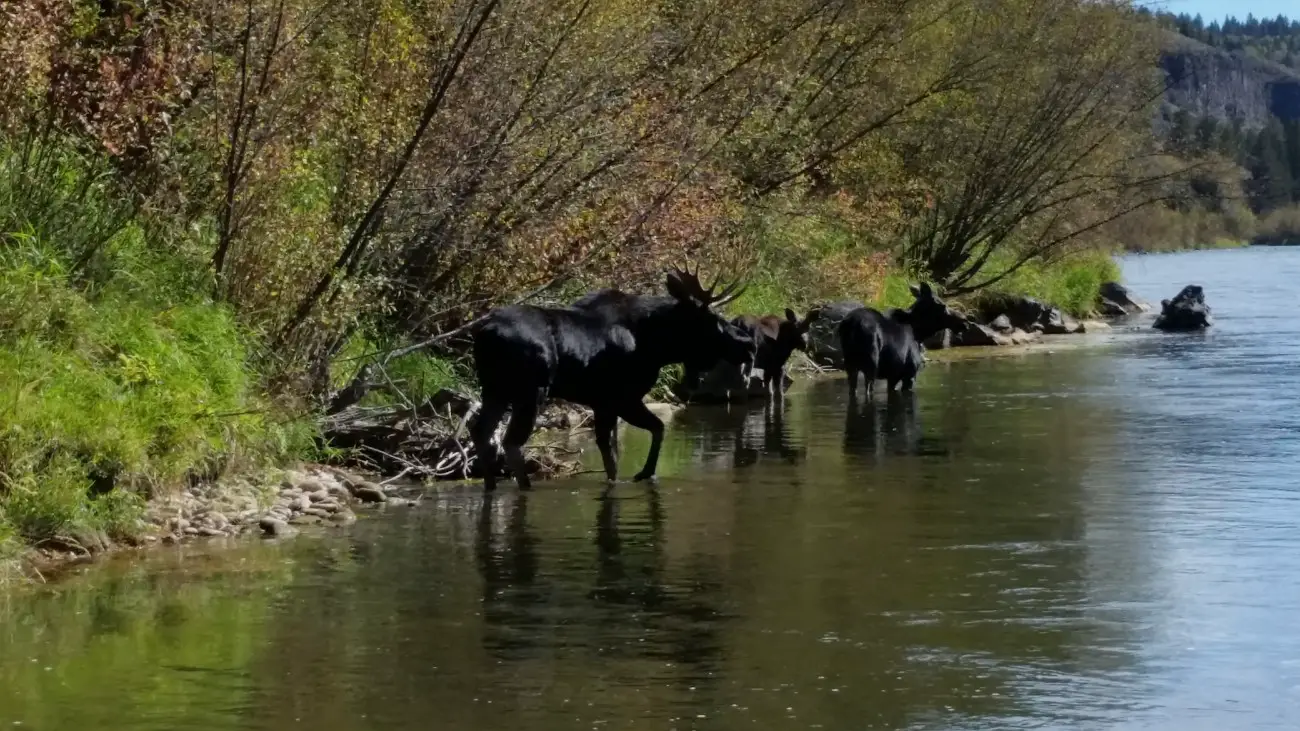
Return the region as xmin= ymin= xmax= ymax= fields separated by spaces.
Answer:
xmin=668 ymin=263 xmax=746 ymax=307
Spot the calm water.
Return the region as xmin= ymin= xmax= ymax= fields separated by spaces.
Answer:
xmin=4 ymin=248 xmax=1300 ymax=730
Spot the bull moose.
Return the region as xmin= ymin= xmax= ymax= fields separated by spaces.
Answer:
xmin=838 ymin=282 xmax=965 ymax=399
xmin=733 ymin=308 xmax=821 ymax=400
xmin=470 ymin=266 xmax=753 ymax=490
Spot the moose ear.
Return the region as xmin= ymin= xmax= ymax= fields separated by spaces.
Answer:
xmin=785 ymin=308 xmax=798 ymax=323
xmin=800 ymin=308 xmax=821 ymax=331
xmin=920 ymin=282 xmax=933 ymax=298
xmin=909 ymin=283 xmax=922 ymax=298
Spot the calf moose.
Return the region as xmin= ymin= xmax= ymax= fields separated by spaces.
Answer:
xmin=470 ymin=267 xmax=753 ymax=490
xmin=733 ymin=308 xmax=820 ymax=400
xmin=838 ymin=282 xmax=965 ymax=399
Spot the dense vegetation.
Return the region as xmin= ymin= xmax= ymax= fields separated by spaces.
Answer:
xmin=0 ymin=0 xmax=1173 ymax=559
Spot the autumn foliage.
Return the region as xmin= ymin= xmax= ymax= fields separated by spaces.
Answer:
xmin=1 ymin=0 xmax=1173 ymax=396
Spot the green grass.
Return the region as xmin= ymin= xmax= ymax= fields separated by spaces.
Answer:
xmin=968 ymin=250 xmax=1121 ymax=318
xmin=0 ymin=242 xmax=307 ymax=549
xmin=0 ymin=142 xmax=313 ymax=560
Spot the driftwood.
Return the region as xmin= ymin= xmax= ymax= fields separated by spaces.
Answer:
xmin=320 ymin=388 xmax=587 ymax=483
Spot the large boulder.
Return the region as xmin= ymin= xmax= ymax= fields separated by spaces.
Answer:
xmin=1153 ymin=284 xmax=1213 ymax=331
xmin=1006 ymin=296 xmax=1083 ymax=334
xmin=949 ymin=319 xmax=1011 ymax=347
xmin=674 ymin=360 xmax=754 ymax=404
xmin=978 ymin=293 xmax=1082 ymax=335
xmin=806 ymin=300 xmax=865 ymax=368
xmin=1098 ymin=281 xmax=1150 ymax=316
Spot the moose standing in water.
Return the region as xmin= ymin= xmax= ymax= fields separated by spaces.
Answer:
xmin=733 ymin=308 xmax=821 ymax=401
xmin=838 ymin=282 xmax=965 ymax=399
xmin=470 ymin=266 xmax=753 ymax=490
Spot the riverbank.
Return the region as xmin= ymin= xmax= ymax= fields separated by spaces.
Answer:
xmin=3 ymin=304 xmax=1157 ymax=585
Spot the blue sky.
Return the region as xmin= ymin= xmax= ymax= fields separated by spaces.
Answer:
xmin=1146 ymin=0 xmax=1295 ymax=22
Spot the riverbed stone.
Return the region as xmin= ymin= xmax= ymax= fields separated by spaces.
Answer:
xmin=351 ymin=483 xmax=388 ymax=503
xmin=289 ymin=513 xmax=323 ymax=526
xmin=1153 ymin=284 xmax=1213 ymax=331
xmin=294 ymin=495 xmax=312 ymax=512
xmin=259 ymin=517 xmax=298 ymax=538
xmin=331 ymin=509 xmax=358 ymax=525
xmin=989 ymin=314 xmax=1014 ymax=333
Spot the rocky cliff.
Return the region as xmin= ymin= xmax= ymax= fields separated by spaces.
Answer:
xmin=1159 ymin=31 xmax=1300 ymax=132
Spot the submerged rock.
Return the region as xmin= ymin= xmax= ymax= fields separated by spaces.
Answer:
xmin=259 ymin=517 xmax=298 ymax=538
xmin=1099 ymin=281 xmax=1149 ymax=316
xmin=1153 ymin=284 xmax=1213 ymax=331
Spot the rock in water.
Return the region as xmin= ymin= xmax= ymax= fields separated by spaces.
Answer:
xmin=1153 ymin=284 xmax=1213 ymax=331
xmin=1099 ymin=281 xmax=1150 ymax=316
xmin=948 ymin=319 xmax=1011 ymax=347
xmin=679 ymin=359 xmax=751 ymax=404
xmin=259 ymin=517 xmax=298 ymax=538
xmin=805 ymin=300 xmax=866 ymax=368
xmin=989 ymin=314 xmax=1014 ymax=333
xmin=351 ymin=482 xmax=388 ymax=503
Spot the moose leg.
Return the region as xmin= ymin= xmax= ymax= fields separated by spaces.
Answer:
xmin=886 ymin=377 xmax=900 ymax=392
xmin=593 ymin=408 xmax=620 ymax=483
xmin=845 ymin=362 xmax=860 ymax=400
xmin=622 ymin=402 xmax=665 ymax=483
xmin=502 ymin=388 xmax=545 ymax=490
xmin=472 ymin=396 xmax=509 ymax=491
xmin=861 ymin=359 xmax=878 ymax=398
xmin=901 ymin=377 xmax=914 ymax=391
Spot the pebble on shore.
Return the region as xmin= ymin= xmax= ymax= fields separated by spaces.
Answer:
xmin=142 ymin=465 xmax=398 ymax=546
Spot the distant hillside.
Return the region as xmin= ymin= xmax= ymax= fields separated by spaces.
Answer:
xmin=1159 ymin=31 xmax=1300 ymax=132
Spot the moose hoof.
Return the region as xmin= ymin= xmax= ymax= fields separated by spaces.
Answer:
xmin=632 ymin=472 xmax=658 ymax=484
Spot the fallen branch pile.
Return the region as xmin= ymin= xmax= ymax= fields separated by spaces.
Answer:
xmin=320 ymin=389 xmax=589 ymax=483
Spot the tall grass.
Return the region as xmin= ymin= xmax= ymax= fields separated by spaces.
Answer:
xmin=968 ymin=250 xmax=1121 ymax=318
xmin=0 ymin=144 xmax=311 ymax=556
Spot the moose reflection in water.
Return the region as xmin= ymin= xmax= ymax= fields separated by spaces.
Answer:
xmin=843 ymin=390 xmax=941 ymax=462
xmin=472 ymin=488 xmax=729 ymax=677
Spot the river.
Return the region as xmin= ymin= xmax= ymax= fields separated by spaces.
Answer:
xmin=3 ymin=247 xmax=1299 ymax=730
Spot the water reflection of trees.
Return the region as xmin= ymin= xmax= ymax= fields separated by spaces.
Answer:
xmin=238 ymin=350 xmax=1155 ymax=730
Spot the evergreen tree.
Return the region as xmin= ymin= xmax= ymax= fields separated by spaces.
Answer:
xmin=1248 ymin=121 xmax=1293 ymax=211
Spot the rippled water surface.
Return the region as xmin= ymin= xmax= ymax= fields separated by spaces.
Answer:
xmin=5 ymin=248 xmax=1300 ymax=730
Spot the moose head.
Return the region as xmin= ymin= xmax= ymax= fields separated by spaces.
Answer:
xmin=665 ymin=264 xmax=754 ymax=366
xmin=902 ymin=282 xmax=966 ymax=341
xmin=779 ymin=307 xmax=821 ymax=353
